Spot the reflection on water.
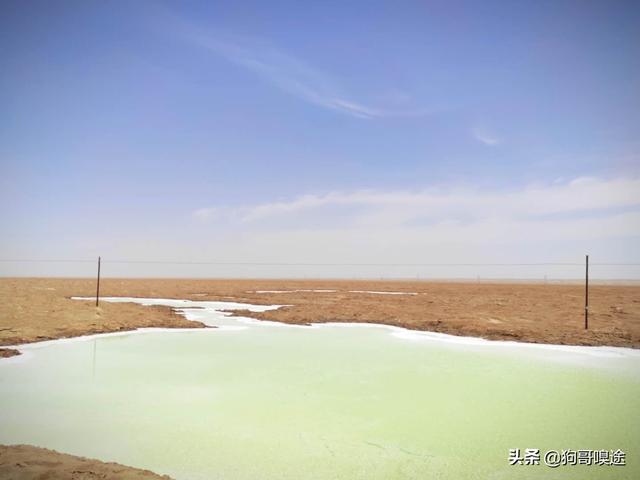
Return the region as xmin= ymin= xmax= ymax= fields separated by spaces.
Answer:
xmin=1 ymin=298 xmax=639 ymax=480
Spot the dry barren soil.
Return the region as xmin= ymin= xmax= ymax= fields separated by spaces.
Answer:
xmin=0 ymin=445 xmax=173 ymax=479
xmin=1 ymin=277 xmax=639 ymax=351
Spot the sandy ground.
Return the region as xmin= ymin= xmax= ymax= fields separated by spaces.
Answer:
xmin=0 ymin=445 xmax=173 ymax=479
xmin=1 ymin=277 xmax=639 ymax=351
xmin=0 ymin=278 xmax=206 ymax=354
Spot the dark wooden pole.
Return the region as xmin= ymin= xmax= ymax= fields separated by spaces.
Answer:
xmin=96 ymin=256 xmax=101 ymax=307
xmin=584 ymin=254 xmax=589 ymax=330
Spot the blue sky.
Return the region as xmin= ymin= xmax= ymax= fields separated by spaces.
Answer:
xmin=1 ymin=0 xmax=639 ymax=278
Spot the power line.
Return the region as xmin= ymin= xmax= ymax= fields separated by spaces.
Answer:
xmin=0 ymin=259 xmax=638 ymax=266
xmin=0 ymin=259 xmax=94 ymax=263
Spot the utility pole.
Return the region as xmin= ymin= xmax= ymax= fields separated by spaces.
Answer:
xmin=96 ymin=256 xmax=101 ymax=307
xmin=584 ymin=254 xmax=589 ymax=330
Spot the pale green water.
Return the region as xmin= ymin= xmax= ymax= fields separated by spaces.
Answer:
xmin=1 ymin=298 xmax=639 ymax=479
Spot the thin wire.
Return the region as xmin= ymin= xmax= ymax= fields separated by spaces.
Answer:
xmin=0 ymin=260 xmax=575 ymax=265
xmin=0 ymin=259 xmax=638 ymax=266
xmin=0 ymin=259 xmax=94 ymax=263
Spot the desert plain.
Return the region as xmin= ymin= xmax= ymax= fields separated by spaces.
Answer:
xmin=1 ymin=277 xmax=639 ymax=354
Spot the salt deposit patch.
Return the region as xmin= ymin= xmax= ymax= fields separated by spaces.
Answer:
xmin=250 ymin=289 xmax=337 ymax=293
xmin=349 ymin=290 xmax=418 ymax=295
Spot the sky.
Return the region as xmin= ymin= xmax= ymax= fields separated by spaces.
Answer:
xmin=1 ymin=0 xmax=639 ymax=278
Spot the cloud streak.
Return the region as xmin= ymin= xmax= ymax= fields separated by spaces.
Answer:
xmin=180 ymin=26 xmax=426 ymax=119
xmin=188 ymin=177 xmax=640 ymax=275
xmin=194 ymin=177 xmax=640 ymax=227
xmin=472 ymin=127 xmax=501 ymax=146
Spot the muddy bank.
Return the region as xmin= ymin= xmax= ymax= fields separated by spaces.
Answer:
xmin=0 ymin=278 xmax=208 ymax=357
xmin=0 ymin=348 xmax=19 ymax=358
xmin=0 ymin=444 xmax=173 ymax=479
xmin=1 ymin=278 xmax=639 ymax=349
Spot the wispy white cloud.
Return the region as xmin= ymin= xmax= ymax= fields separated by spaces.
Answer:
xmin=178 ymin=26 xmax=427 ymax=119
xmin=472 ymin=126 xmax=501 ymax=146
xmin=187 ymin=177 xmax=640 ymax=275
xmin=194 ymin=177 xmax=640 ymax=226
